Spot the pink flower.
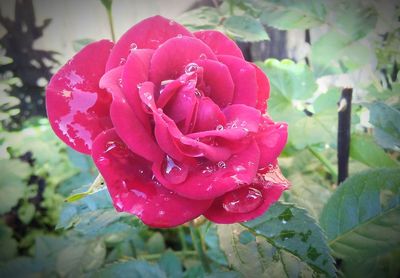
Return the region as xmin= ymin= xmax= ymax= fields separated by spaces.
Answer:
xmin=46 ymin=16 xmax=289 ymax=228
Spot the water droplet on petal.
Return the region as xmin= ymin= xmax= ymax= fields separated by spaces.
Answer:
xmin=222 ymin=187 xmax=263 ymax=213
xmin=195 ymin=88 xmax=202 ymax=97
xmin=129 ymin=42 xmax=137 ymax=52
xmin=240 ymin=121 xmax=247 ymax=127
xmin=97 ymin=156 xmax=110 ymax=166
xmin=118 ymin=78 xmax=123 ymax=87
xmin=137 ymin=83 xmax=143 ymax=89
xmin=169 ymin=20 xmax=176 ymax=26
xmin=216 ymin=124 xmax=224 ymax=131
xmin=176 ymin=34 xmax=182 ymax=38
xmin=119 ymin=57 xmax=126 ymax=65
xmin=164 ymin=155 xmax=181 ymax=174
xmin=199 ymin=53 xmax=207 ymax=60
xmin=143 ymin=92 xmax=152 ymax=101
xmin=217 ymin=161 xmax=226 ymax=168
xmin=185 ymin=62 xmax=199 ymax=75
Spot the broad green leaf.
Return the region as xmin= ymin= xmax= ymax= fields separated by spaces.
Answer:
xmin=284 ymin=172 xmax=333 ymax=219
xmin=178 ymin=7 xmax=220 ymax=31
xmin=0 ymin=257 xmax=46 ymax=278
xmin=93 ymin=260 xmax=166 ymax=278
xmin=0 ymin=159 xmax=30 ymax=214
xmin=367 ymin=102 xmax=400 ymax=151
xmin=73 ymin=38 xmax=95 ymax=52
xmin=56 ymin=239 xmax=106 ymax=277
xmin=261 ymin=59 xmax=317 ymax=101
xmin=18 ymin=202 xmax=36 ymax=224
xmin=159 ymin=250 xmax=183 ymax=278
xmin=350 ymin=134 xmax=399 ymax=168
xmin=203 ymin=224 xmax=228 ymax=266
xmin=258 ymin=0 xmax=326 ymax=29
xmin=311 ymin=31 xmax=374 ymax=77
xmin=218 ymin=202 xmax=335 ymax=277
xmin=147 ymin=232 xmax=166 ymax=254
xmin=320 ymin=168 xmax=400 ymax=261
xmin=223 ymin=15 xmax=269 ymax=42
xmin=0 ymin=222 xmax=18 ymax=261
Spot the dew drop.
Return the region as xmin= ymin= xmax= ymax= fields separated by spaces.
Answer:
xmin=177 ymin=34 xmax=183 ymax=38
xmin=143 ymin=92 xmax=153 ymax=101
xmin=169 ymin=20 xmax=175 ymax=26
xmin=129 ymin=42 xmax=137 ymax=52
xmin=185 ymin=62 xmax=199 ymax=75
xmin=118 ymin=78 xmax=123 ymax=87
xmin=119 ymin=57 xmax=126 ymax=65
xmin=240 ymin=121 xmax=247 ymax=127
xmin=222 ymin=187 xmax=263 ymax=213
xmin=164 ymin=155 xmax=182 ymax=174
xmin=216 ymin=124 xmax=224 ymax=131
xmin=195 ymin=88 xmax=202 ymax=97
xmin=97 ymin=156 xmax=110 ymax=166
xmin=199 ymin=53 xmax=207 ymax=60
xmin=217 ymin=161 xmax=226 ymax=168
xmin=137 ymin=83 xmax=143 ymax=89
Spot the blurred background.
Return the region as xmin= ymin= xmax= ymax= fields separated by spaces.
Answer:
xmin=0 ymin=0 xmax=399 ymax=277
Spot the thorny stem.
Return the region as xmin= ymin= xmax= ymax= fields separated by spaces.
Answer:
xmin=306 ymin=145 xmax=338 ymax=181
xmin=189 ymin=222 xmax=211 ymax=273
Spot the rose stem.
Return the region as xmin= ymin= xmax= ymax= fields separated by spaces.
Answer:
xmin=189 ymin=222 xmax=211 ymax=273
xmin=105 ymin=4 xmax=116 ymax=42
xmin=306 ymin=145 xmax=338 ymax=181
xmin=337 ymin=88 xmax=353 ymax=185
xmin=178 ymin=226 xmax=188 ymax=251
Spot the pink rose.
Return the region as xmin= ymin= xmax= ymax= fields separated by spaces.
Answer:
xmin=46 ymin=16 xmax=289 ymax=228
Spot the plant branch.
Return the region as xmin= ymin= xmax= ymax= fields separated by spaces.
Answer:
xmin=307 ymin=145 xmax=338 ymax=180
xmin=106 ymin=8 xmax=116 ymax=42
xmin=189 ymin=222 xmax=211 ymax=273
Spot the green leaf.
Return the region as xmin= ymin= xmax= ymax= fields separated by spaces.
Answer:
xmin=0 ymin=159 xmax=31 ymax=214
xmin=258 ymin=0 xmax=326 ymax=30
xmin=159 ymin=250 xmax=183 ymax=278
xmin=93 ymin=260 xmax=166 ymax=278
xmin=311 ymin=31 xmax=374 ymax=77
xmin=223 ymin=15 xmax=269 ymax=42
xmin=261 ymin=59 xmax=317 ymax=101
xmin=218 ymin=202 xmax=335 ymax=277
xmin=147 ymin=232 xmax=166 ymax=254
xmin=178 ymin=7 xmax=220 ymax=31
xmin=73 ymin=38 xmax=95 ymax=52
xmin=367 ymin=102 xmax=400 ymax=151
xmin=350 ymin=134 xmax=399 ymax=168
xmin=320 ymin=168 xmax=400 ymax=261
xmin=0 ymin=222 xmax=18 ymax=261
xmin=56 ymin=239 xmax=106 ymax=277
xmin=18 ymin=202 xmax=36 ymax=224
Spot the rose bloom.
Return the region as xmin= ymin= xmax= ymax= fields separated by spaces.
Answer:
xmin=46 ymin=16 xmax=289 ymax=228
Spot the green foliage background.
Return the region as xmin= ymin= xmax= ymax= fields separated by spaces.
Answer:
xmin=1 ymin=0 xmax=399 ymax=277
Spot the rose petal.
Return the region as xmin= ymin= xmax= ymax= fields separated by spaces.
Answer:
xmin=92 ymin=129 xmax=212 ymax=228
xmin=194 ymin=30 xmax=244 ymax=59
xmin=256 ymin=120 xmax=288 ymax=168
xmin=204 ymin=165 xmax=289 ymax=223
xmin=252 ymin=63 xmax=270 ymax=113
xmin=193 ymin=97 xmax=226 ymax=132
xmin=195 ymin=59 xmax=234 ymax=108
xmin=109 ymin=78 xmax=163 ymax=162
xmin=106 ymin=15 xmax=193 ymax=71
xmin=223 ymin=104 xmax=261 ymax=133
xmin=46 ymin=39 xmax=114 ymax=154
xmin=153 ymin=140 xmax=260 ymax=200
xmin=121 ymin=49 xmax=154 ymax=129
xmin=149 ymin=36 xmax=217 ymax=87
xmin=217 ymin=55 xmax=258 ymax=107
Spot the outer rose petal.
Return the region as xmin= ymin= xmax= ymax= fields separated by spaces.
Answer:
xmin=106 ymin=15 xmax=193 ymax=71
xmin=46 ymin=40 xmax=114 ymax=154
xmin=217 ymin=55 xmax=258 ymax=108
xmin=253 ymin=63 xmax=270 ymax=113
xmin=153 ymin=140 xmax=260 ymax=200
xmin=92 ymin=129 xmax=212 ymax=228
xmin=204 ymin=166 xmax=289 ymax=223
xmin=149 ymin=36 xmax=217 ymax=87
xmin=256 ymin=120 xmax=288 ymax=168
xmin=194 ymin=30 xmax=244 ymax=59
xmin=223 ymin=104 xmax=261 ymax=133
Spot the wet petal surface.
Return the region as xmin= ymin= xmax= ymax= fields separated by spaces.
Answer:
xmin=46 ymin=40 xmax=114 ymax=154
